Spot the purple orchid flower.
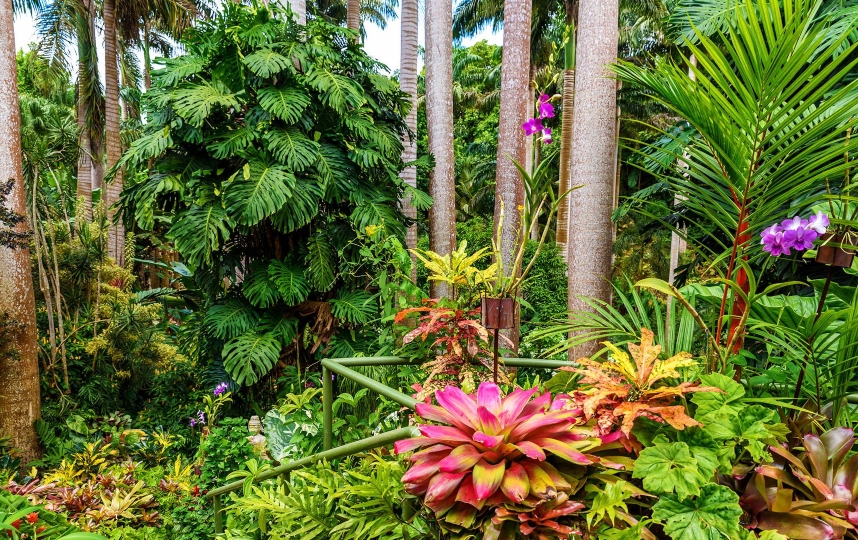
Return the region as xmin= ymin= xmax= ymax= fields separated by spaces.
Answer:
xmin=781 ymin=216 xmax=809 ymax=231
xmin=214 ymin=382 xmax=229 ymax=396
xmin=537 ymin=95 xmax=555 ymax=119
xmin=189 ymin=418 xmax=196 ymax=428
xmin=197 ymin=410 xmax=206 ymax=425
xmin=760 ymin=224 xmax=782 ymax=243
xmin=522 ymin=117 xmax=544 ymax=136
xmin=784 ymin=226 xmax=819 ymax=251
xmin=807 ymin=211 xmax=830 ymax=235
xmin=762 ymin=231 xmax=792 ymax=257
xmin=542 ymin=127 xmax=553 ymax=145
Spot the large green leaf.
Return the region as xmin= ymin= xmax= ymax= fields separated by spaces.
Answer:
xmin=171 ymin=81 xmax=241 ymax=127
xmin=270 ymin=179 xmax=323 ymax=234
xmin=259 ymin=313 xmax=299 ymax=345
xmin=330 ymin=290 xmax=376 ymax=325
xmin=205 ymin=299 xmax=259 ymax=340
xmin=632 ymin=442 xmax=709 ymax=499
xmin=258 ymin=86 xmax=311 ymax=124
xmin=223 ymin=331 xmax=282 ymax=385
xmin=304 ymin=234 xmax=336 ymax=292
xmin=304 ymin=68 xmax=366 ymax=112
xmin=243 ymin=48 xmax=292 ymax=77
xmin=223 ymin=160 xmax=295 ymax=226
xmin=268 ymin=260 xmax=311 ymax=305
xmin=652 ymin=484 xmax=742 ymax=540
xmin=167 ymin=202 xmax=233 ymax=268
xmin=207 ymin=126 xmax=258 ymax=160
xmin=243 ymin=261 xmax=281 ymax=308
xmin=265 ymin=127 xmax=320 ymax=172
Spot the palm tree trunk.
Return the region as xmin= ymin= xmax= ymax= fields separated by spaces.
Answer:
xmin=103 ymin=0 xmax=125 ymax=265
xmin=494 ymin=0 xmax=531 ymax=349
xmin=556 ymin=69 xmax=574 ymax=258
xmin=76 ymin=76 xmax=93 ymax=217
xmin=347 ymin=0 xmax=359 ymax=34
xmin=0 ymin=0 xmax=42 ymax=462
xmin=291 ymin=0 xmax=306 ymax=24
xmin=400 ymin=0 xmax=419 ymax=281
xmin=425 ymin=0 xmax=456 ymax=298
xmin=565 ymin=0 xmax=618 ymax=359
xmin=143 ymin=20 xmax=152 ymax=91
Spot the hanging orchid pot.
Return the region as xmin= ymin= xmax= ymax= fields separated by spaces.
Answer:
xmin=481 ymin=297 xmax=516 ymax=329
xmin=816 ymin=233 xmax=855 ymax=268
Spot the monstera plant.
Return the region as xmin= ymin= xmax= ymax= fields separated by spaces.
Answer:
xmin=117 ymin=1 xmax=429 ymax=385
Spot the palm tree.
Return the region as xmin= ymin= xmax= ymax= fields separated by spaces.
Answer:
xmin=347 ymin=0 xmax=359 ymax=31
xmin=0 ymin=0 xmax=43 ymax=462
xmin=555 ymin=23 xmax=575 ymax=261
xmin=565 ymin=0 xmax=619 ymax=358
xmin=492 ymin=0 xmax=531 ymax=342
xmin=425 ymin=0 xmax=456 ymax=298
xmin=399 ymin=0 xmax=418 ymax=276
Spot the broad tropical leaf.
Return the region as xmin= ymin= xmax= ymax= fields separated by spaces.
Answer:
xmin=205 ymin=299 xmax=259 ymax=340
xmin=167 ymin=203 xmax=233 ymax=267
xmin=243 ymin=48 xmax=292 ymax=77
xmin=652 ymin=484 xmax=742 ymax=540
xmin=330 ymin=290 xmax=376 ymax=325
xmin=304 ymin=234 xmax=336 ymax=292
xmin=171 ymin=81 xmax=242 ymax=127
xmin=223 ymin=331 xmax=282 ymax=385
xmin=258 ymin=86 xmax=311 ymax=124
xmin=268 ymin=260 xmax=311 ymax=305
xmin=265 ymin=127 xmax=320 ymax=171
xmin=223 ymin=160 xmax=295 ymax=226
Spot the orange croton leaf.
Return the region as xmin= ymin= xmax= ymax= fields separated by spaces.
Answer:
xmin=561 ymin=328 xmax=722 ymax=434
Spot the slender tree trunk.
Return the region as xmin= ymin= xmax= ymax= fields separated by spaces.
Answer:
xmin=425 ymin=0 xmax=456 ymax=298
xmin=291 ymin=0 xmax=306 ymax=24
xmin=84 ymin=0 xmax=104 ymax=199
xmin=103 ymin=0 xmax=125 ymax=265
xmin=400 ymin=0 xmax=419 ymax=281
xmin=76 ymin=76 xmax=93 ymax=217
xmin=493 ymin=0 xmax=531 ymax=350
xmin=566 ymin=0 xmax=618 ymax=359
xmin=556 ymin=2 xmax=578 ymax=261
xmin=142 ymin=21 xmax=152 ymax=91
xmin=347 ymin=0 xmax=359 ymax=34
xmin=0 ymin=0 xmax=42 ymax=462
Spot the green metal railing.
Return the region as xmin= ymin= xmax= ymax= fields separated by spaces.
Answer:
xmin=207 ymin=355 xmax=574 ymax=532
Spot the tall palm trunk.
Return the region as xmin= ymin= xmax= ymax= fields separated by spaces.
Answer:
xmin=103 ymin=0 xmax=125 ymax=264
xmin=400 ymin=0 xmax=419 ymax=280
xmin=0 ymin=0 xmax=42 ymax=462
xmin=556 ymin=19 xmax=576 ymax=260
xmin=493 ymin=0 xmax=531 ymax=349
xmin=566 ymin=0 xmax=618 ymax=359
xmin=76 ymin=77 xmax=93 ymax=217
xmin=347 ymin=0 xmax=359 ymax=33
xmin=291 ymin=0 xmax=306 ymax=24
xmin=425 ymin=0 xmax=456 ymax=298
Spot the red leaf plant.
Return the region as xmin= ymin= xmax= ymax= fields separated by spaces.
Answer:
xmin=394 ymin=382 xmax=610 ymax=537
xmin=396 ymin=301 xmax=510 ymax=399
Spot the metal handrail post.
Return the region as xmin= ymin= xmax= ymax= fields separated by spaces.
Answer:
xmin=323 ymin=364 xmax=333 ymax=451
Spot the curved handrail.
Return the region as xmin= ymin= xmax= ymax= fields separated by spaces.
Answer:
xmin=207 ymin=355 xmax=574 ymax=532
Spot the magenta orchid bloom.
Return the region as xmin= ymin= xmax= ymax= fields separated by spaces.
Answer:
xmin=784 ymin=226 xmax=819 ymax=251
xmin=807 ymin=211 xmax=830 ymax=235
xmin=781 ymin=216 xmax=809 ymax=231
xmin=537 ymin=96 xmax=555 ymax=119
xmin=522 ymin=117 xmax=544 ymax=136
xmin=542 ymin=128 xmax=553 ymax=145
xmin=395 ymin=383 xmax=598 ymax=523
xmin=762 ymin=230 xmax=791 ymax=257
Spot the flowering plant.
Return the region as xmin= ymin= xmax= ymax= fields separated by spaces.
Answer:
xmin=395 ymin=382 xmax=612 ymax=538
xmin=760 ymin=211 xmax=828 ymax=257
xmin=522 ymin=93 xmax=554 ymax=144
